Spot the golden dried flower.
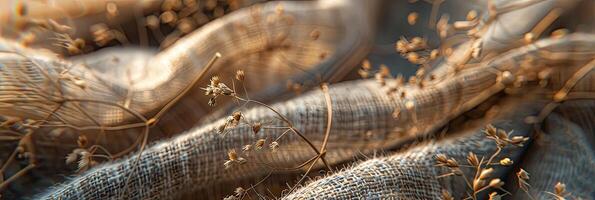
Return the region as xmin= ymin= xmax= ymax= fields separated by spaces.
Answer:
xmin=499 ymin=158 xmax=513 ymax=166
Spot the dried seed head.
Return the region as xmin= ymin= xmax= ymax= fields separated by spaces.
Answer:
xmin=485 ymin=124 xmax=497 ymax=137
xmin=252 ymin=122 xmax=262 ymax=134
xmin=395 ymin=40 xmax=408 ymax=53
xmin=499 ymin=158 xmax=513 ymax=166
xmin=479 ymin=168 xmax=494 ymax=179
xmin=407 ymin=52 xmax=420 ymax=64
xmin=510 ymin=136 xmax=529 ymax=146
xmin=232 ymin=111 xmax=242 ymax=122
xmin=407 ymin=12 xmax=419 ymax=25
xmin=489 ymin=179 xmax=504 ymax=188
xmin=473 ymin=179 xmax=486 ymax=191
xmin=235 ymin=69 xmax=245 ymax=81
xmin=78 ymin=151 xmax=92 ymax=171
xmin=430 ymin=49 xmax=440 ymax=60
xmin=237 ymin=157 xmax=247 ymax=165
xmin=66 ymin=148 xmax=85 ymax=164
xmin=411 ymin=37 xmax=423 ymax=46
xmin=517 ymin=168 xmax=530 ymax=180
xmin=496 ymin=129 xmax=509 ymax=141
xmin=269 ymin=141 xmax=279 ymax=151
xmin=446 ymin=159 xmax=459 ymax=168
xmin=235 ymin=187 xmax=245 ymax=196
xmin=467 ymin=152 xmax=479 ymax=166
xmin=210 ymin=76 xmax=221 ymax=86
xmin=436 ymin=154 xmax=448 ymax=164
xmin=242 ymin=145 xmax=252 ymax=152
xmin=255 ymin=139 xmax=266 ymax=149
xmin=554 ymin=182 xmax=566 ymax=196
xmin=219 ymin=83 xmax=234 ymax=95
xmin=228 ymin=149 xmax=238 ymax=161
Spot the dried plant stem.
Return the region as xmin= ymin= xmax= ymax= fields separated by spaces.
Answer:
xmin=486 ymin=147 xmax=501 ymax=167
xmin=319 ymin=83 xmax=333 ymax=172
xmin=233 ymin=96 xmax=332 ymax=171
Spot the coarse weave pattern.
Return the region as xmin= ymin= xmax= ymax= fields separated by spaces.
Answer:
xmin=283 ymin=119 xmax=533 ymax=199
xmin=510 ymin=112 xmax=595 ymax=199
xmin=39 ymin=34 xmax=595 ymax=199
xmin=40 ymin=80 xmax=402 ymax=200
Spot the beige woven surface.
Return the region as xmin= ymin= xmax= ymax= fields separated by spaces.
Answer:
xmin=0 ymin=0 xmax=593 ymax=199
